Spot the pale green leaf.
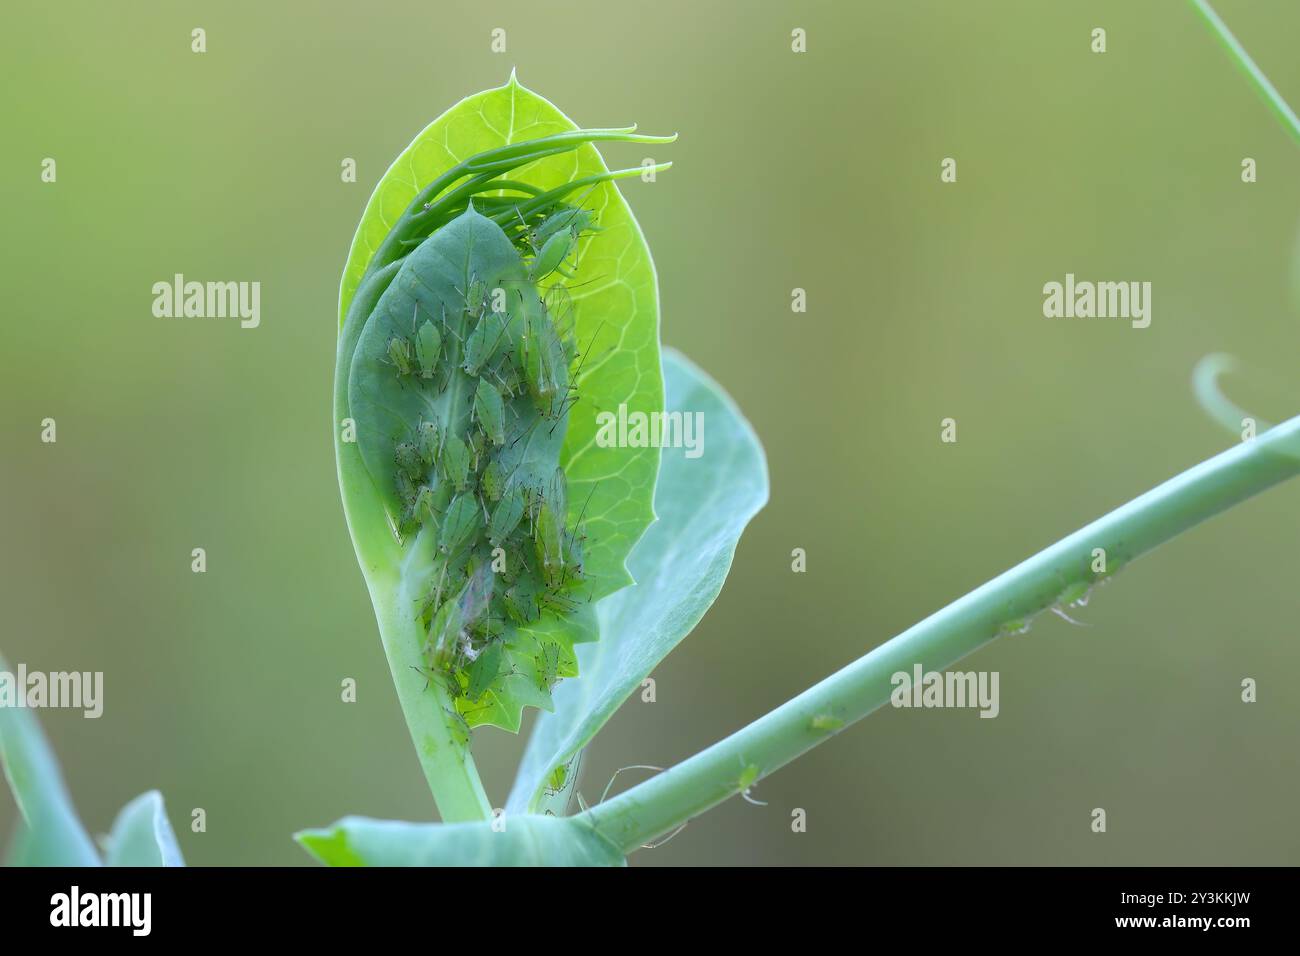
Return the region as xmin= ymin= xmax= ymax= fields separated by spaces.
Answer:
xmin=104 ymin=791 xmax=185 ymax=867
xmin=0 ymin=653 xmax=101 ymax=866
xmin=508 ymin=349 xmax=769 ymax=812
xmin=296 ymin=813 xmax=625 ymax=867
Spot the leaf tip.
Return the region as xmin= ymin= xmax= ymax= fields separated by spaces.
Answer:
xmin=294 ymin=826 xmax=363 ymax=867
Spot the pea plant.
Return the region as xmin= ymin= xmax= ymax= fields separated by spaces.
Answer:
xmin=1 ymin=1 xmax=1296 ymax=867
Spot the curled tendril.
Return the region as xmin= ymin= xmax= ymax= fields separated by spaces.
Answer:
xmin=1192 ymin=353 xmax=1300 ymax=461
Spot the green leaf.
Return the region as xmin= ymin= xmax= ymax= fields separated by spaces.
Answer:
xmin=339 ymin=72 xmax=664 ymax=601
xmin=0 ymin=653 xmax=101 ymax=866
xmin=349 ymin=209 xmax=548 ymax=522
xmin=507 ymin=350 xmax=770 ymax=813
xmin=296 ymin=814 xmax=625 ymax=867
xmin=104 ymin=791 xmax=185 ymax=867
xmin=335 ymin=75 xmax=668 ymax=757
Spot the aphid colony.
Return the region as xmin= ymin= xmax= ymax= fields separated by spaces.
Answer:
xmin=380 ymin=204 xmax=596 ymax=716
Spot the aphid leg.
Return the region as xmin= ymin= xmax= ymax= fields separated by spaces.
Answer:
xmin=598 ymin=765 xmax=666 ymax=805
xmin=1050 ymin=605 xmax=1090 ymax=627
xmin=640 ymin=823 xmax=689 ymax=850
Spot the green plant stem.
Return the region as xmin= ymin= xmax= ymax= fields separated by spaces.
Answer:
xmin=1190 ymin=0 xmax=1300 ymax=145
xmin=334 ymin=261 xmax=490 ymax=821
xmin=369 ymin=570 xmax=492 ymax=822
xmin=582 ymin=417 xmax=1300 ymax=854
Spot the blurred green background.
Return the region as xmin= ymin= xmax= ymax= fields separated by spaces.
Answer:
xmin=2 ymin=0 xmax=1298 ymax=866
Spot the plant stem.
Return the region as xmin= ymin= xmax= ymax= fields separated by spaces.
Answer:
xmin=334 ymin=260 xmax=490 ymax=821
xmin=1190 ymin=0 xmax=1300 ymax=145
xmin=582 ymin=417 xmax=1300 ymax=854
xmin=370 ymin=571 xmax=492 ymax=822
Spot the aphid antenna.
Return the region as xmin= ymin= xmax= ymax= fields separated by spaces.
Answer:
xmin=546 ymin=395 xmax=583 ymax=436
xmin=569 ymin=319 xmax=607 ymax=380
xmin=571 ymin=481 xmax=597 ymax=525
xmin=546 ymin=272 xmax=607 ymax=295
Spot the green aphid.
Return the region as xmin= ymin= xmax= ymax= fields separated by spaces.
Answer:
xmin=480 ymin=457 xmax=507 ymax=502
xmin=429 ymin=561 xmax=494 ymax=667
xmin=386 ymin=335 xmax=415 ymax=377
xmin=395 ymin=470 xmax=418 ymax=509
xmin=416 ymin=420 xmax=440 ymax=467
xmin=738 ymin=764 xmax=760 ymax=791
xmin=502 ymin=581 xmax=538 ymax=625
xmin=535 ymin=641 xmax=561 ymax=692
xmin=811 ymin=714 xmax=844 ymax=732
xmin=414 ymin=319 xmax=442 ymax=378
xmin=470 ymin=611 xmax=506 ymax=645
xmin=522 ymin=316 xmax=571 ymax=417
xmin=488 ymin=486 xmax=526 ymax=546
xmin=474 ymin=377 xmax=506 ymax=446
xmin=439 ymin=434 xmax=471 ymax=491
xmin=463 ymin=277 xmax=489 ymax=320
xmin=458 ymin=562 xmax=496 ymax=636
xmin=544 ymin=762 xmax=569 ymax=795
xmin=529 ymin=226 xmax=577 ymax=282
xmin=465 ymin=642 xmax=504 ymax=702
xmin=462 ymin=310 xmax=511 ymax=376
xmin=547 ymin=467 xmax=568 ymax=522
xmin=466 ymin=430 xmax=489 ymax=471
xmin=438 ymin=493 xmax=482 ymax=555
xmin=444 ymin=705 xmax=471 ymax=747
xmin=426 ymin=595 xmax=463 ymax=667
xmin=394 ymin=441 xmax=424 ymax=481
xmin=537 ymin=586 xmax=580 ymax=617
xmin=1057 ymin=580 xmax=1092 ymax=608
xmin=412 ymin=484 xmax=438 ymax=528
xmin=533 ymin=501 xmax=565 ymax=586
xmin=495 ymin=364 xmax=524 ymax=399
xmin=534 ymin=206 xmax=596 ymax=246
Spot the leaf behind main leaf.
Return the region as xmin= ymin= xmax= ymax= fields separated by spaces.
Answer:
xmin=507 ymin=350 xmax=770 ymax=812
